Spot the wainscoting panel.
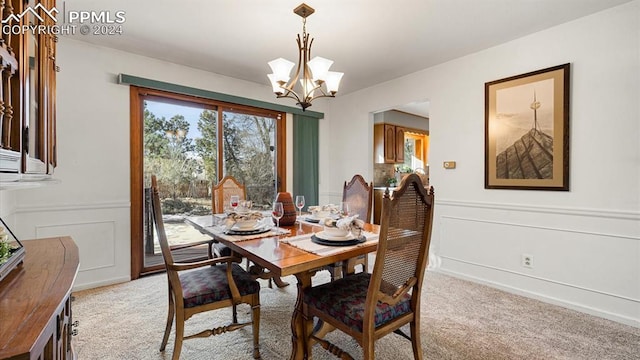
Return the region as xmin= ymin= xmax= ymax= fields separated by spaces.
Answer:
xmin=433 ymin=200 xmax=640 ymax=327
xmin=36 ymin=221 xmax=116 ymax=271
xmin=14 ymin=201 xmax=131 ymax=290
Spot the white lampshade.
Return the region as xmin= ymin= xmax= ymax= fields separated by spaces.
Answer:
xmin=324 ymin=71 xmax=344 ymax=93
xmin=307 ymin=56 xmax=333 ymax=82
xmin=267 ymin=74 xmax=284 ymax=94
xmin=299 ymin=78 xmax=316 ymax=98
xmin=268 ymin=58 xmax=295 ymax=83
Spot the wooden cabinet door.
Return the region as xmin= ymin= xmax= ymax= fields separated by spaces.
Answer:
xmin=384 ymin=124 xmax=396 ymax=163
xmin=395 ymin=126 xmax=405 ymax=163
xmin=0 ymin=0 xmax=58 ymax=176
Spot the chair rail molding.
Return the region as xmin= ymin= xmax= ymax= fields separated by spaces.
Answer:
xmin=437 ymin=199 xmax=640 ymax=221
xmin=15 ymin=200 xmax=131 ymax=213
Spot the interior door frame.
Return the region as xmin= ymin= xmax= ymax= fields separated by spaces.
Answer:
xmin=129 ymin=86 xmax=286 ymax=279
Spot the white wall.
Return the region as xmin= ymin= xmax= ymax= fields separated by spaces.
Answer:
xmin=0 ymin=190 xmax=16 ymax=228
xmin=11 ymin=38 xmax=326 ymax=290
xmin=322 ymin=2 xmax=639 ymax=326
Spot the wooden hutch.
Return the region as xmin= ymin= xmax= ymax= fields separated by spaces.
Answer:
xmin=0 ymin=237 xmax=78 ymax=360
xmin=0 ymin=0 xmax=58 ymax=183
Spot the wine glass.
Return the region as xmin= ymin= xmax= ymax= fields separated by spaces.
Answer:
xmin=295 ymin=195 xmax=305 ymax=219
xmin=230 ymin=195 xmax=239 ymax=212
xmin=272 ymin=202 xmax=284 ymax=235
xmin=340 ymin=201 xmax=350 ymax=217
xmin=295 ymin=195 xmax=305 ymax=232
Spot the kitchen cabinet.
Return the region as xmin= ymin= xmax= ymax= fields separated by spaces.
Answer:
xmin=0 ymin=0 xmax=58 ymax=182
xmin=374 ymin=123 xmax=405 ymax=164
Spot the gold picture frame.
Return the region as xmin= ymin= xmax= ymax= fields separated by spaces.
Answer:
xmin=485 ymin=63 xmax=570 ymax=190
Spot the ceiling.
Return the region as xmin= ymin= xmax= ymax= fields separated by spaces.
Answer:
xmin=63 ymin=0 xmax=629 ymax=116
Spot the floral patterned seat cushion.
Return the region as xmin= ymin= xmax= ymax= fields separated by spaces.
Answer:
xmin=179 ymin=264 xmax=260 ymax=308
xmin=303 ymin=272 xmax=411 ymax=332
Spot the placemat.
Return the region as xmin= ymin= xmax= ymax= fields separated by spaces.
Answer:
xmin=281 ymin=231 xmax=378 ymax=256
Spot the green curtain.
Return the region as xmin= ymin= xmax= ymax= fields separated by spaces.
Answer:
xmin=293 ymin=115 xmax=319 ymax=210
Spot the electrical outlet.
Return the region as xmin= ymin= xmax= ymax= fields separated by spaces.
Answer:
xmin=522 ymin=254 xmax=534 ymax=268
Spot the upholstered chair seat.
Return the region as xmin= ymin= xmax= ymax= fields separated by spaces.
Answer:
xmin=180 ymin=264 xmax=260 ymax=308
xmin=303 ymin=272 xmax=411 ymax=332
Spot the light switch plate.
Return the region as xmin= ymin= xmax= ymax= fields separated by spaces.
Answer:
xmin=443 ymin=161 xmax=456 ymax=169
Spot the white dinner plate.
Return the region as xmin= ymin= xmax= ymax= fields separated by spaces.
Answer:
xmin=313 ymin=231 xmax=357 ymax=242
xmin=224 ymin=225 xmax=270 ymax=236
xmin=231 ymin=223 xmax=262 ymax=231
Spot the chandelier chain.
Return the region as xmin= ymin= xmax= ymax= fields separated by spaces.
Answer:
xmin=302 ymin=17 xmax=307 ymax=38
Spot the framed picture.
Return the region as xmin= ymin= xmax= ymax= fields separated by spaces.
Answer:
xmin=485 ymin=63 xmax=570 ymax=190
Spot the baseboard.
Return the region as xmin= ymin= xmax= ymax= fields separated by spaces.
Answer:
xmin=433 ymin=268 xmax=640 ymax=328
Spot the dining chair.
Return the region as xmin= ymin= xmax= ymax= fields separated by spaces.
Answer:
xmin=326 ymin=174 xmax=374 ymax=280
xmin=212 ymin=175 xmax=247 ymax=213
xmin=210 ymin=175 xmax=246 ymax=258
xmin=210 ymin=175 xmax=289 ymax=289
xmin=302 ymin=174 xmax=435 ymax=360
xmin=343 ymin=174 xmax=373 ymax=273
xmin=151 ymin=175 xmax=261 ymax=360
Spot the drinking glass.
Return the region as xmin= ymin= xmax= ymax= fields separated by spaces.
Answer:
xmin=272 ymin=202 xmax=284 ymax=235
xmin=230 ymin=195 xmax=239 ymax=212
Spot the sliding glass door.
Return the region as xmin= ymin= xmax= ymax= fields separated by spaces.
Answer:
xmin=221 ymin=109 xmax=278 ymax=209
xmin=141 ymin=99 xmax=213 ymax=269
xmin=130 ymin=87 xmax=286 ymax=277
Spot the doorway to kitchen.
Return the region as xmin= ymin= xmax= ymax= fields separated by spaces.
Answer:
xmin=372 ymin=102 xmax=429 ymax=223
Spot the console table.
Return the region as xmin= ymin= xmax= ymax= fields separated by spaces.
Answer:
xmin=0 ymin=237 xmax=79 ymax=360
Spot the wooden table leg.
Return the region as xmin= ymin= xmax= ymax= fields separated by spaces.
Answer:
xmin=290 ymin=271 xmax=312 ymax=360
xmin=273 ymin=275 xmax=290 ymax=288
xmin=248 ymin=265 xmax=289 ymax=288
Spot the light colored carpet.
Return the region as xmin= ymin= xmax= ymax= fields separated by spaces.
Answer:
xmin=73 ymin=270 xmax=639 ymax=359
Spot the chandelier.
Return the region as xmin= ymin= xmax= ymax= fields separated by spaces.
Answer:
xmin=267 ymin=3 xmax=343 ymax=111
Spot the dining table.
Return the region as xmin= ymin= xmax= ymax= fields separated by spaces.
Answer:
xmin=185 ymin=214 xmax=380 ymax=360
